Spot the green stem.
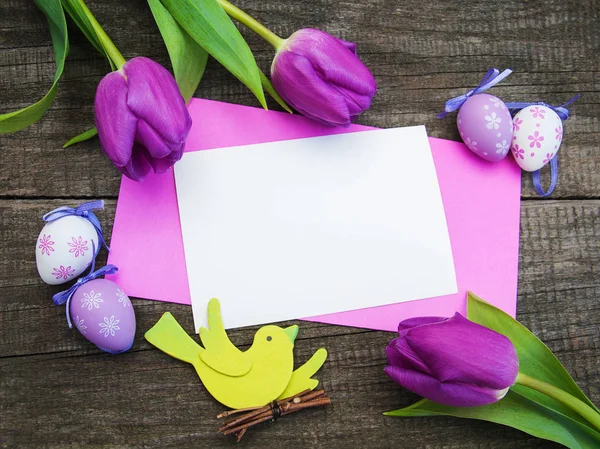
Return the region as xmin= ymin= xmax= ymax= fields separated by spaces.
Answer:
xmin=516 ymin=373 xmax=600 ymax=431
xmin=73 ymin=0 xmax=126 ymax=69
xmin=216 ymin=0 xmax=284 ymax=50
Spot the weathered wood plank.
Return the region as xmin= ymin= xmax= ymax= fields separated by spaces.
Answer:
xmin=0 ymin=0 xmax=598 ymax=199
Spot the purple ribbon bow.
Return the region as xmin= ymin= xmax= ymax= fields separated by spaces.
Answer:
xmin=52 ymin=246 xmax=118 ymax=328
xmin=438 ymin=68 xmax=513 ymax=118
xmin=506 ymin=94 xmax=581 ymax=121
xmin=43 ymin=200 xmax=109 ymax=255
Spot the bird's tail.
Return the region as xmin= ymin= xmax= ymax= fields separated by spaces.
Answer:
xmin=145 ymin=312 xmax=202 ymax=365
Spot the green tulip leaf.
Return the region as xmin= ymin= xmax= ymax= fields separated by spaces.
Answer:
xmin=63 ymin=127 xmax=97 ymax=148
xmin=148 ymin=0 xmax=208 ymax=103
xmin=158 ymin=0 xmax=266 ymax=109
xmin=259 ymin=70 xmax=292 ymax=114
xmin=61 ymin=0 xmax=121 ymax=71
xmin=60 ymin=0 xmax=109 ymax=67
xmin=0 ymin=0 xmax=68 ymax=134
xmin=386 ymin=390 xmax=600 ymax=449
xmin=467 ymin=292 xmax=600 ymax=420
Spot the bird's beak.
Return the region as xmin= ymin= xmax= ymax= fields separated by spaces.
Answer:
xmin=284 ymin=325 xmax=298 ymax=343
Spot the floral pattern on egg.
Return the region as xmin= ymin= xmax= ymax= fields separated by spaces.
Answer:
xmin=35 ymin=215 xmax=98 ymax=285
xmin=38 ymin=234 xmax=55 ymax=256
xmin=511 ymin=105 xmax=563 ymax=172
xmin=67 ymin=236 xmax=89 ymax=257
xmin=70 ymin=279 xmax=136 ymax=353
xmin=457 ymin=94 xmax=514 ymax=162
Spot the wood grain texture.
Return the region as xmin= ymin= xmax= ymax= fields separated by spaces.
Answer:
xmin=0 ymin=0 xmax=599 ymax=447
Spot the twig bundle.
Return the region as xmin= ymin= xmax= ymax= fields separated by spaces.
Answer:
xmin=217 ymin=389 xmax=331 ymax=441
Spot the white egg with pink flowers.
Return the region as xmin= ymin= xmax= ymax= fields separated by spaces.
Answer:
xmin=35 ymin=215 xmax=98 ymax=285
xmin=510 ymin=105 xmax=563 ymax=172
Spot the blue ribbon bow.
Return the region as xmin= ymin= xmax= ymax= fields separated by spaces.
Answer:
xmin=505 ymin=94 xmax=581 ymax=121
xmin=43 ymin=200 xmax=109 ymax=255
xmin=438 ymin=68 xmax=513 ymax=118
xmin=52 ymin=246 xmax=119 ymax=328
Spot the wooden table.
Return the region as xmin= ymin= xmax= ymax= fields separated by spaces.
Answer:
xmin=1 ymin=0 xmax=598 ymax=447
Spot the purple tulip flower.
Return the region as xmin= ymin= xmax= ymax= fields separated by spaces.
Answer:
xmin=271 ymin=28 xmax=377 ymax=127
xmin=94 ymin=57 xmax=192 ymax=181
xmin=385 ymin=313 xmax=519 ymax=407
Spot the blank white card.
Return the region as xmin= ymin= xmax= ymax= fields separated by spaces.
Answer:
xmin=174 ymin=126 xmax=457 ymax=331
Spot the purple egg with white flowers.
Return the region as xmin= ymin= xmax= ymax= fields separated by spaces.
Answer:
xmin=70 ymin=279 xmax=136 ymax=353
xmin=457 ymin=94 xmax=513 ymax=162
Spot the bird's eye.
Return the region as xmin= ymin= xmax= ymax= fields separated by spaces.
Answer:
xmin=266 ymin=336 xmax=272 ymax=342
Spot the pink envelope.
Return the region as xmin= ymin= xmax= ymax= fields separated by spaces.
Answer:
xmin=107 ymin=98 xmax=521 ymax=332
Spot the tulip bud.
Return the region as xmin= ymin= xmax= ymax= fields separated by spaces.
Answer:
xmin=94 ymin=57 xmax=192 ymax=181
xmin=271 ymin=28 xmax=377 ymax=127
xmin=385 ymin=313 xmax=519 ymax=407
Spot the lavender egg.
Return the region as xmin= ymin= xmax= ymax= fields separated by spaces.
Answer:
xmin=70 ymin=279 xmax=136 ymax=353
xmin=457 ymin=94 xmax=513 ymax=162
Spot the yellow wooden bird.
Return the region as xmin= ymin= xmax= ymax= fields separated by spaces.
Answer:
xmin=145 ymin=298 xmax=328 ymax=409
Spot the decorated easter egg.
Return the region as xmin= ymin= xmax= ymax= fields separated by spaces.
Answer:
xmin=511 ymin=105 xmax=563 ymax=172
xmin=70 ymin=278 xmax=136 ymax=353
xmin=457 ymin=94 xmax=513 ymax=162
xmin=35 ymin=215 xmax=98 ymax=285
